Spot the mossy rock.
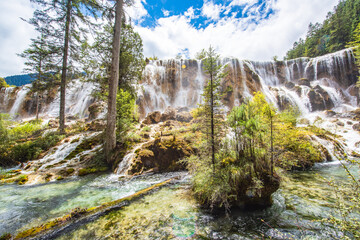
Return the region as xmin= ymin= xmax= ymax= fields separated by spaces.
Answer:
xmin=128 ymin=136 xmax=194 ymax=175
xmin=65 ymin=134 xmax=102 ymax=160
xmin=78 ymin=166 xmax=108 ymax=176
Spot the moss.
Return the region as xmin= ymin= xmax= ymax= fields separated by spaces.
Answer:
xmin=138 ymin=149 xmax=154 ymax=158
xmin=45 ymin=174 xmax=52 ymax=182
xmin=67 ymin=168 xmax=75 ymax=174
xmin=78 ymin=166 xmax=108 ymax=176
xmin=0 ymin=233 xmax=12 ymax=240
xmin=56 ymin=176 xmax=64 ymax=181
xmin=15 ymin=175 xmax=28 ymax=185
xmin=65 ymin=134 xmax=101 ymax=160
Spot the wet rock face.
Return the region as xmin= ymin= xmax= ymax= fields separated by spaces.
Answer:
xmin=308 ymin=85 xmax=334 ymax=111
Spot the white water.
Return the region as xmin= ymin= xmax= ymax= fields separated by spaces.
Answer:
xmin=9 ymin=85 xmax=30 ymax=117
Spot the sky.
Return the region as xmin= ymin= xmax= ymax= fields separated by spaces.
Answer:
xmin=0 ymin=0 xmax=339 ymax=77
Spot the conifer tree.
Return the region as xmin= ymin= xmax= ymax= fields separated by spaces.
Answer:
xmin=18 ymin=33 xmax=58 ymax=120
xmin=29 ymin=0 xmax=103 ymax=133
xmin=200 ymin=46 xmax=225 ymax=172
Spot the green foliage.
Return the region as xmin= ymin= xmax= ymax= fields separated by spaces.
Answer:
xmin=0 ymin=77 xmax=9 ymax=88
xmin=347 ymin=22 xmax=360 ymax=86
xmin=322 ymin=158 xmax=360 ymax=239
xmin=85 ymin=22 xmax=145 ymax=99
xmin=0 ymin=117 xmax=65 ymax=167
xmin=197 ymin=46 xmax=226 ymax=170
xmin=286 ymin=0 xmax=360 ymax=59
xmin=116 ymin=89 xmax=137 ymax=143
xmin=195 ymin=49 xmax=206 ymax=60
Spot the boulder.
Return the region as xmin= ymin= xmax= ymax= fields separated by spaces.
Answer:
xmin=336 ymin=121 xmax=345 ymax=127
xmin=297 ymin=78 xmax=311 ymax=87
xmin=48 ymin=119 xmax=59 ymax=128
xmin=285 ymin=81 xmax=295 ymax=89
xmin=128 ymin=136 xmax=194 ymax=175
xmin=160 ymin=107 xmax=176 ymax=121
xmin=88 ymin=102 xmax=103 ymax=121
xmin=325 ymin=110 xmax=337 ymax=117
xmin=87 ymin=119 xmax=106 ymax=131
xmin=353 ymin=123 xmax=360 ymax=132
xmin=176 ymin=112 xmax=193 ymax=122
xmin=142 ymin=111 xmax=162 ymax=125
xmin=308 ymin=86 xmax=334 ymax=111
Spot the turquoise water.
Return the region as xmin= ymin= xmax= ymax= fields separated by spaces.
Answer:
xmin=0 ymin=172 xmax=184 ymax=236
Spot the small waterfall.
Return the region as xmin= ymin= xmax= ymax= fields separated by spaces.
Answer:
xmin=116 ymin=152 xmax=135 ymax=175
xmin=9 ymin=85 xmax=30 ymax=117
xmin=239 ymin=60 xmax=252 ymax=99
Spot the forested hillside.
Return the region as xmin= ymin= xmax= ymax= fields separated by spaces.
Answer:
xmin=286 ymin=0 xmax=360 ymax=59
xmin=4 ymin=74 xmax=32 ymax=86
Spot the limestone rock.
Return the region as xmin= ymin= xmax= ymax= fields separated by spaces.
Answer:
xmin=325 ymin=110 xmax=337 ymax=117
xmin=175 ymin=112 xmax=193 ymax=122
xmin=285 ymin=81 xmax=295 ymax=89
xmin=88 ymin=102 xmax=103 ymax=121
xmin=142 ymin=111 xmax=162 ymax=125
xmin=160 ymin=107 xmax=176 ymax=121
xmin=128 ymin=136 xmax=193 ymax=175
xmin=353 ymin=123 xmax=360 ymax=131
xmin=87 ymin=119 xmax=106 ymax=131
xmin=48 ymin=119 xmax=59 ymax=128
xmin=297 ymin=78 xmax=311 ymax=87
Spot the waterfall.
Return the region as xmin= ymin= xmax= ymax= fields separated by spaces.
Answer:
xmin=9 ymin=85 xmax=30 ymax=117
xmin=2 ymin=49 xmax=358 ymax=120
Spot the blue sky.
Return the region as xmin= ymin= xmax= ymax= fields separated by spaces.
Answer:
xmin=0 ymin=0 xmax=339 ymax=76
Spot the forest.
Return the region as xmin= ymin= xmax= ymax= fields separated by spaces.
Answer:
xmin=0 ymin=0 xmax=360 ymax=239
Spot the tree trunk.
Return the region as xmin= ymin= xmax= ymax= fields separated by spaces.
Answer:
xmin=210 ymin=58 xmax=215 ymax=173
xmin=35 ymin=93 xmax=39 ymax=120
xmin=59 ymin=0 xmax=72 ymax=134
xmin=270 ymin=115 xmax=274 ymax=176
xmin=105 ymin=0 xmax=123 ymax=164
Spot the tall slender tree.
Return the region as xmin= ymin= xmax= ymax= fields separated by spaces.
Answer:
xmin=18 ymin=33 xmax=58 ymax=120
xmin=200 ymin=46 xmax=224 ymax=173
xmin=29 ymin=0 xmax=103 ymax=133
xmin=105 ymin=0 xmax=124 ymax=163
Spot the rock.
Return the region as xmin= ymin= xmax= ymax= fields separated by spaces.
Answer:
xmin=88 ymin=102 xmax=103 ymax=121
xmin=160 ymin=107 xmax=176 ymax=121
xmin=298 ymin=118 xmax=310 ymax=125
xmin=175 ymin=112 xmax=193 ymax=122
xmin=142 ymin=111 xmax=162 ymax=125
xmin=297 ymin=78 xmax=311 ymax=87
xmin=336 ymin=121 xmax=344 ymax=127
xmin=87 ymin=119 xmax=106 ymax=131
xmin=48 ymin=119 xmax=59 ymax=128
xmin=234 ymin=174 xmax=280 ymax=208
xmin=285 ymin=81 xmax=295 ymax=89
xmin=128 ymin=136 xmax=194 ymax=175
xmin=308 ymin=86 xmax=334 ymax=111
xmin=347 ymin=121 xmax=353 ymax=125
xmin=325 ymin=110 xmax=337 ymax=117
xmin=353 ymin=123 xmax=360 ymax=131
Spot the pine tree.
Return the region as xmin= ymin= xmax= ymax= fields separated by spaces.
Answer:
xmin=200 ymin=46 xmax=225 ymax=172
xmin=18 ymin=33 xmax=58 ymax=120
xmin=29 ymin=0 xmax=103 ymax=133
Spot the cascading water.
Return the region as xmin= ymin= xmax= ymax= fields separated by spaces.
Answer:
xmin=9 ymin=85 xmax=30 ymax=117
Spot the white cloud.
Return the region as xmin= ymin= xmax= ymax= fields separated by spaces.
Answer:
xmin=162 ymin=9 xmax=170 ymax=17
xmin=230 ymin=0 xmax=258 ymax=7
xmin=201 ymin=1 xmax=224 ymax=21
xmin=184 ymin=7 xmax=196 ymax=19
xmin=124 ymin=0 xmax=148 ymax=23
xmin=135 ymin=0 xmax=339 ymax=61
xmin=0 ymin=1 xmax=36 ymax=77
